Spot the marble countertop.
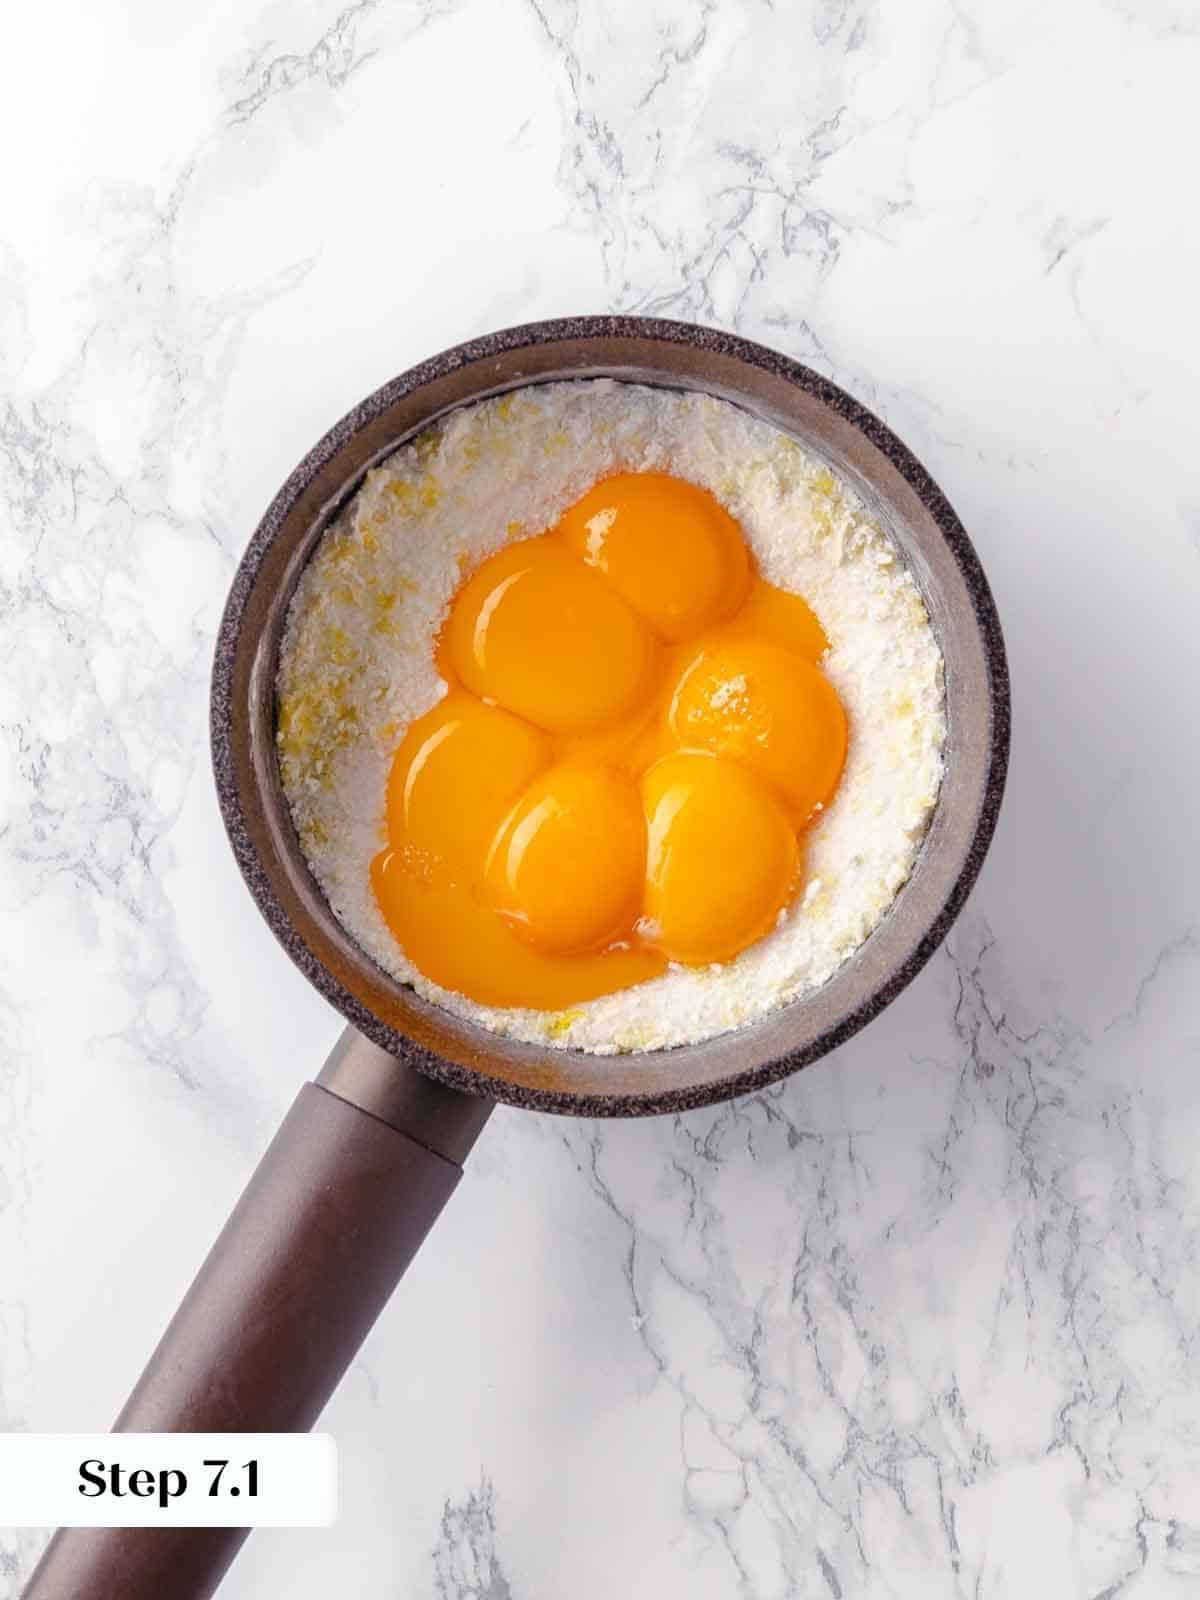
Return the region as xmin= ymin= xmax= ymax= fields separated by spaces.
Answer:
xmin=3 ymin=2 xmax=1200 ymax=1595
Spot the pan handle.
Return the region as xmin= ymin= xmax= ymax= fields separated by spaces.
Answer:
xmin=23 ymin=1029 xmax=493 ymax=1600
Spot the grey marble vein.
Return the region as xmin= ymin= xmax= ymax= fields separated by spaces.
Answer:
xmin=432 ymin=1477 xmax=513 ymax=1600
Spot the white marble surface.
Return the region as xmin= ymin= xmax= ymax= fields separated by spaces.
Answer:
xmin=3 ymin=1 xmax=1200 ymax=1594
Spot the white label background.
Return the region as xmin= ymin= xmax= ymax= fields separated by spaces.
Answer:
xmin=0 ymin=1434 xmax=338 ymax=1527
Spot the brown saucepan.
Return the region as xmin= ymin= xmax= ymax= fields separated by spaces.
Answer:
xmin=25 ymin=317 xmax=1009 ymax=1598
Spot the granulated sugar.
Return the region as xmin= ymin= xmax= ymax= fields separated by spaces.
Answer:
xmin=276 ymin=381 xmax=945 ymax=1053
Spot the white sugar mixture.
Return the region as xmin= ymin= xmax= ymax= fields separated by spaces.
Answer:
xmin=277 ymin=381 xmax=946 ymax=1053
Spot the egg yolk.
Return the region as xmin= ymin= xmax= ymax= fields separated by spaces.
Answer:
xmin=386 ymin=692 xmax=551 ymax=881
xmin=669 ymin=637 xmax=847 ymax=822
xmin=445 ymin=535 xmax=656 ymax=732
xmin=731 ymin=578 xmax=829 ymax=663
xmin=371 ymin=848 xmax=664 ymax=1010
xmin=486 ymin=765 xmax=645 ymax=954
xmin=369 ymin=470 xmax=849 ymax=1011
xmin=643 ymin=753 xmax=800 ymax=964
xmin=558 ymin=471 xmax=749 ymax=641
xmin=374 ymin=700 xmax=662 ymax=1008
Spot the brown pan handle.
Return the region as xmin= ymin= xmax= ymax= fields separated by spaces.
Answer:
xmin=23 ymin=1029 xmax=493 ymax=1600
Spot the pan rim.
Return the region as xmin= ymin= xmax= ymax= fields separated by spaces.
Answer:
xmin=211 ymin=315 xmax=1010 ymax=1117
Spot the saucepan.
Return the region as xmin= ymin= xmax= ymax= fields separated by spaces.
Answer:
xmin=26 ymin=317 xmax=1009 ymax=1598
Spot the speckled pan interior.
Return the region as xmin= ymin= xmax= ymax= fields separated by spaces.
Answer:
xmin=211 ymin=317 xmax=1009 ymax=1116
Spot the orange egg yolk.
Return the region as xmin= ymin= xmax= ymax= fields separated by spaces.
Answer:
xmin=371 ymin=470 xmax=847 ymax=1010
xmin=643 ymin=752 xmax=801 ymax=964
xmin=486 ymin=765 xmax=646 ymax=954
xmin=669 ymin=637 xmax=847 ymax=823
xmin=557 ymin=471 xmax=750 ymax=641
xmin=445 ymin=535 xmax=657 ymax=732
